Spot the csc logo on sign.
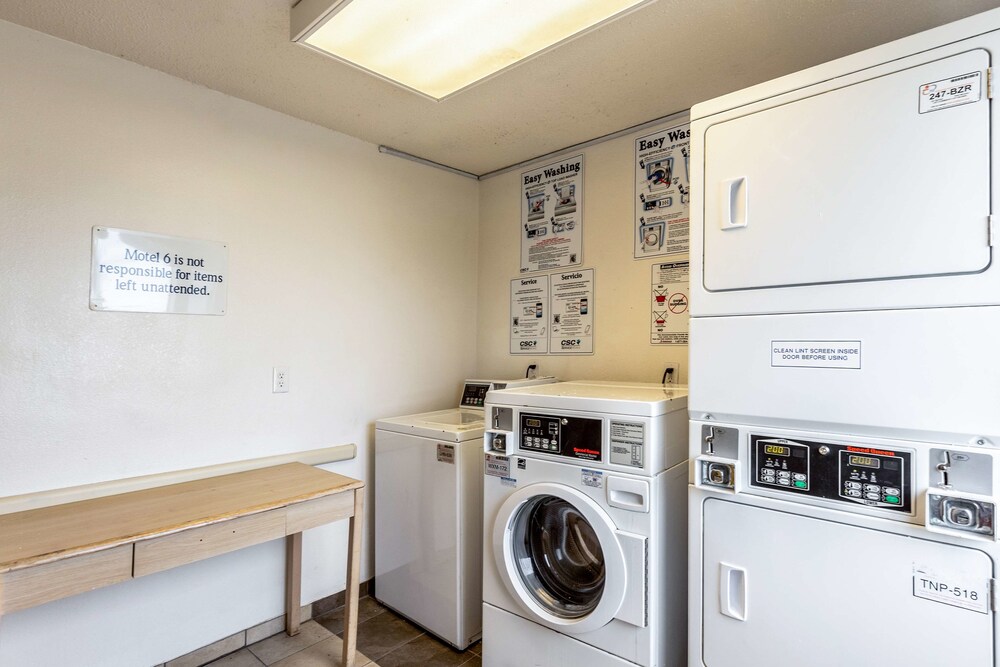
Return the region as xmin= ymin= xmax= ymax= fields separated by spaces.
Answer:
xmin=561 ymin=339 xmax=582 ymax=348
xmin=519 ymin=341 xmax=537 ymax=348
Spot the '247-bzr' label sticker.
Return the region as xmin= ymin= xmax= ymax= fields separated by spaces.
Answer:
xmin=919 ymin=71 xmax=982 ymax=114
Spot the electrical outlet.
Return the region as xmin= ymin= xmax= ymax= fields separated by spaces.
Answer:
xmin=272 ymin=367 xmax=289 ymax=393
xmin=663 ymin=362 xmax=682 ymax=384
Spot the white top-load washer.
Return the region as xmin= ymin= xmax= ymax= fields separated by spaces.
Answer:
xmin=482 ymin=381 xmax=688 ymax=667
xmin=374 ymin=376 xmax=556 ymax=649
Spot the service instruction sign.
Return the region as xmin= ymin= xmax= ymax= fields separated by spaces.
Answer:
xmin=510 ymin=276 xmax=550 ymax=354
xmin=550 ymin=269 xmax=594 ymax=355
xmin=634 ymin=123 xmax=690 ymax=258
xmin=90 ymin=227 xmax=228 ymax=315
xmin=651 ymin=261 xmax=689 ymax=345
xmin=520 ymin=155 xmax=584 ymax=273
xmin=771 ymin=340 xmax=862 ymax=369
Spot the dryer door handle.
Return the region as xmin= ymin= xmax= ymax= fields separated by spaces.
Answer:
xmin=719 ymin=562 xmax=748 ymax=621
xmin=721 ymin=176 xmax=748 ymax=229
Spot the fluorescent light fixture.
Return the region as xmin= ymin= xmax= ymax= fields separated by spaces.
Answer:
xmin=291 ymin=0 xmax=654 ymax=100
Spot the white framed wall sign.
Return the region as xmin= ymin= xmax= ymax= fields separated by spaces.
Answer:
xmin=634 ymin=122 xmax=690 ymax=258
xmin=549 ymin=268 xmax=594 ymax=355
xmin=510 ymin=276 xmax=551 ymax=354
xmin=90 ymin=227 xmax=228 ymax=315
xmin=520 ymin=155 xmax=584 ymax=273
xmin=650 ymin=261 xmax=689 ymax=345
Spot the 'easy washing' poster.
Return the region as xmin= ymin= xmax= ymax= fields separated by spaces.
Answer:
xmin=634 ymin=123 xmax=690 ymax=258
xmin=520 ymin=155 xmax=584 ymax=273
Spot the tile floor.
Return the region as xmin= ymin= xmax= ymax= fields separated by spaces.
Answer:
xmin=205 ymin=597 xmax=482 ymax=667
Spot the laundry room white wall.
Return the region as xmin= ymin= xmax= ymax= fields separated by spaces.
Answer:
xmin=476 ymin=124 xmax=690 ymax=385
xmin=0 ymin=20 xmax=478 ymax=666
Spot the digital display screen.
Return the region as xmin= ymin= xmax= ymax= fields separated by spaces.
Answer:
xmin=764 ymin=444 xmax=791 ymax=457
xmin=849 ymin=455 xmax=881 ymax=469
xmin=525 ymin=418 xmax=541 ymax=428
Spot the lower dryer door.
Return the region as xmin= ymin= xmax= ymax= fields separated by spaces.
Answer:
xmin=701 ymin=499 xmax=995 ymax=666
xmin=492 ymin=482 xmax=631 ymax=634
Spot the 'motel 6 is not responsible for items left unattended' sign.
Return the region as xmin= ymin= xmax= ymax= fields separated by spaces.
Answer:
xmin=90 ymin=227 xmax=228 ymax=315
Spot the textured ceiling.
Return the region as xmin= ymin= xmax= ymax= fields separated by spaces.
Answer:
xmin=1 ymin=0 xmax=997 ymax=175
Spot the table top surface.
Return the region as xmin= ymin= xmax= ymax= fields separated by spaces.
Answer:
xmin=0 ymin=463 xmax=363 ymax=572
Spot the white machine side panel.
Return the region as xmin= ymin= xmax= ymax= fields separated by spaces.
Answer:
xmin=701 ymin=499 xmax=994 ymax=667
xmin=703 ymin=48 xmax=989 ymax=292
xmin=459 ymin=439 xmax=484 ymax=644
xmin=483 ymin=604 xmax=636 ymax=667
xmin=374 ymin=430 xmax=462 ymax=644
xmin=689 ymin=307 xmax=1000 ymax=442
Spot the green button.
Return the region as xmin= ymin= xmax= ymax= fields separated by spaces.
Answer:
xmin=794 ymin=480 xmax=807 ymax=488
xmin=885 ymin=495 xmax=900 ymax=504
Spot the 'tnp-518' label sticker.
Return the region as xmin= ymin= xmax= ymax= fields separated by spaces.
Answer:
xmin=913 ymin=565 xmax=989 ymax=614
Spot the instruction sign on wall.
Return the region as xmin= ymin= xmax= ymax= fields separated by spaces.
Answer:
xmin=651 ymin=261 xmax=689 ymax=345
xmin=510 ymin=276 xmax=550 ymax=354
xmin=90 ymin=227 xmax=228 ymax=315
xmin=520 ymin=155 xmax=584 ymax=273
xmin=550 ymin=268 xmax=594 ymax=355
xmin=509 ymin=269 xmax=595 ymax=355
xmin=634 ymin=123 xmax=690 ymax=258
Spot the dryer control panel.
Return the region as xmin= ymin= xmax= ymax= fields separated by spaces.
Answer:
xmin=750 ymin=435 xmax=912 ymax=513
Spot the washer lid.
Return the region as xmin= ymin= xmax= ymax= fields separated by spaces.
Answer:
xmin=487 ymin=380 xmax=687 ymax=417
xmin=375 ymin=408 xmax=485 ymax=441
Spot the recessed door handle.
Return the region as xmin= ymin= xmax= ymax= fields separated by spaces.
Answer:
xmin=719 ymin=562 xmax=748 ymax=621
xmin=721 ymin=177 xmax=748 ymax=229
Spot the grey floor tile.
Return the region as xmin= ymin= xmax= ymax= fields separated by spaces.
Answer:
xmin=270 ymin=634 xmax=373 ymax=667
xmin=375 ymin=633 xmax=474 ymax=667
xmin=204 ymin=648 xmax=267 ymax=667
xmin=248 ymin=621 xmax=333 ymax=665
xmin=166 ymin=632 xmax=246 ymax=667
xmin=316 ymin=596 xmax=387 ymax=636
xmin=246 ymin=617 xmax=287 ymax=646
xmin=344 ymin=609 xmax=424 ymax=661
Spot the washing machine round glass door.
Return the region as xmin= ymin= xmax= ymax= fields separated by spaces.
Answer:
xmin=493 ymin=482 xmax=628 ymax=634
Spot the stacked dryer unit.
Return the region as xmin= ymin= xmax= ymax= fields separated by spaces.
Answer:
xmin=688 ymin=8 xmax=1000 ymax=667
xmin=482 ymin=381 xmax=688 ymax=667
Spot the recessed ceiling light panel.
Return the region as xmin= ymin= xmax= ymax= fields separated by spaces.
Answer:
xmin=291 ymin=0 xmax=655 ymax=100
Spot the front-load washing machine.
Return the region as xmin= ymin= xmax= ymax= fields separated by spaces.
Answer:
xmin=482 ymin=381 xmax=688 ymax=666
xmin=375 ymin=376 xmax=556 ymax=649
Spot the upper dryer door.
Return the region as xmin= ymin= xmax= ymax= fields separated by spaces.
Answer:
xmin=697 ymin=46 xmax=992 ymax=311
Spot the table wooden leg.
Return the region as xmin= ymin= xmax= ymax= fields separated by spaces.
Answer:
xmin=285 ymin=532 xmax=302 ymax=637
xmin=342 ymin=487 xmax=364 ymax=667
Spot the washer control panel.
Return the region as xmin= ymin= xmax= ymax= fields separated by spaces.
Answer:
xmin=519 ymin=413 xmax=602 ymax=462
xmin=750 ymin=435 xmax=912 ymax=513
xmin=461 ymin=383 xmax=490 ymax=407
